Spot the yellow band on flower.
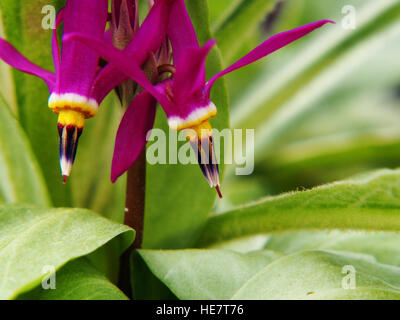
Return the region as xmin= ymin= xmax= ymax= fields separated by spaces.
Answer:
xmin=185 ymin=120 xmax=213 ymax=141
xmin=58 ymin=109 xmax=85 ymax=128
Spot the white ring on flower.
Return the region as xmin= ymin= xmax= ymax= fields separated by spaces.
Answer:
xmin=48 ymin=93 xmax=99 ymax=118
xmin=168 ymin=101 xmax=217 ymax=130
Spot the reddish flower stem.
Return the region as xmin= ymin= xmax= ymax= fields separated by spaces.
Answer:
xmin=125 ymin=150 xmax=146 ymax=248
xmin=118 ymin=150 xmax=146 ymax=298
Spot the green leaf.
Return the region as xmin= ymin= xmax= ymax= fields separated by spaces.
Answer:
xmin=213 ymin=0 xmax=279 ymax=64
xmin=232 ymin=250 xmax=400 ymax=299
xmin=18 ymin=258 xmax=128 ymax=300
xmin=0 ymin=0 xmax=72 ymax=206
xmin=143 ymin=0 xmax=229 ymax=249
xmin=0 ymin=204 xmax=134 ymax=300
xmin=0 ymin=95 xmax=51 ymax=206
xmin=265 ymin=231 xmax=400 ymax=268
xmin=211 ymin=230 xmax=400 ymax=267
xmin=139 ymin=249 xmax=278 ymax=300
xmin=197 ymin=169 xmax=400 ymax=247
xmin=131 ymin=251 xmax=177 ymax=300
xmin=140 ymin=248 xmax=400 ymax=299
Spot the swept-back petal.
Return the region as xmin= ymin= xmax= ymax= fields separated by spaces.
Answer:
xmin=111 ymin=91 xmax=157 ymax=182
xmin=92 ymin=0 xmax=172 ymax=103
xmin=55 ymin=0 xmax=108 ymax=97
xmin=91 ymin=66 xmax=127 ymax=104
xmin=66 ymin=33 xmax=172 ymax=109
xmin=206 ymin=20 xmax=335 ymax=95
xmin=123 ymin=0 xmax=171 ymax=60
xmin=172 ymin=39 xmax=215 ymax=104
xmin=167 ymin=0 xmax=199 ymax=64
xmin=0 ymin=38 xmax=55 ymax=91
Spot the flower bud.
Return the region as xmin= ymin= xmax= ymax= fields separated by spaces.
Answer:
xmin=111 ymin=0 xmax=138 ymax=49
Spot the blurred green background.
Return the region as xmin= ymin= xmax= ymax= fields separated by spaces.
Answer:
xmin=1 ymin=0 xmax=400 ymax=300
xmin=209 ymin=0 xmax=400 ymax=211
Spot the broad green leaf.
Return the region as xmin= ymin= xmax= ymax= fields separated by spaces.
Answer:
xmin=139 ymin=249 xmax=278 ymax=300
xmin=213 ymin=0 xmax=279 ymax=64
xmin=232 ymin=0 xmax=400 ymax=131
xmin=18 ymin=258 xmax=128 ymax=300
xmin=0 ymin=204 xmax=134 ymax=300
xmin=131 ymin=251 xmax=177 ymax=300
xmin=232 ymin=250 xmax=400 ymax=299
xmin=0 ymin=95 xmax=50 ymax=206
xmin=215 ymin=176 xmax=268 ymax=213
xmin=265 ymin=231 xmax=400 ymax=268
xmin=0 ymin=0 xmax=72 ymax=206
xmin=143 ymin=0 xmax=229 ymax=249
xmin=212 ymin=230 xmax=400 ymax=267
xmin=197 ymin=169 xmax=400 ymax=247
xmin=207 ymin=234 xmax=272 ymax=253
xmin=140 ymin=248 xmax=400 ymax=299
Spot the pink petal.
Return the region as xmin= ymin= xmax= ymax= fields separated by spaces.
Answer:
xmin=111 ymin=91 xmax=157 ymax=182
xmin=172 ymin=39 xmax=215 ymax=105
xmin=92 ymin=0 xmax=173 ymax=103
xmin=91 ymin=67 xmax=127 ymax=104
xmin=93 ymin=0 xmax=171 ymax=102
xmin=0 ymin=38 xmax=55 ymax=91
xmin=51 ymin=7 xmax=64 ymax=76
xmin=55 ymin=0 xmax=108 ymax=97
xmin=122 ymin=0 xmax=172 ymax=61
xmin=206 ymin=20 xmax=335 ymax=95
xmin=167 ymin=0 xmax=199 ymax=64
xmin=126 ymin=0 xmax=170 ymax=52
xmin=103 ymin=30 xmax=113 ymax=45
xmin=90 ymin=30 xmax=120 ymax=103
xmin=65 ymin=33 xmax=172 ymax=109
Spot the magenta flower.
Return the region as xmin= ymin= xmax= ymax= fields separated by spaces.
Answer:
xmin=0 ymin=0 xmax=172 ymax=182
xmin=0 ymin=0 xmax=110 ymax=181
xmin=68 ymin=0 xmax=333 ymax=195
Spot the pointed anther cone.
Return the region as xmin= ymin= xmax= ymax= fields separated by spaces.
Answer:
xmin=186 ymin=120 xmax=222 ymax=197
xmin=57 ymin=110 xmax=85 ymax=182
xmin=215 ymin=185 xmax=223 ymax=199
